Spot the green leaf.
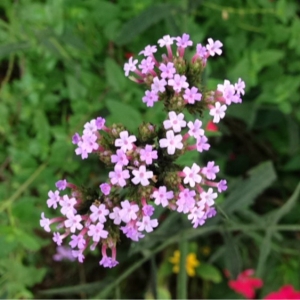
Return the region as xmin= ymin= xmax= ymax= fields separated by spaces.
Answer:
xmin=115 ymin=4 xmax=174 ymax=45
xmin=0 ymin=42 xmax=30 ymax=58
xmin=106 ymin=99 xmax=143 ymax=132
xmin=222 ymin=161 xmax=277 ymax=214
xmin=283 ymin=155 xmax=300 ymax=171
xmin=196 ymin=263 xmax=222 ymax=283
xmin=105 ymin=58 xmax=126 ymax=92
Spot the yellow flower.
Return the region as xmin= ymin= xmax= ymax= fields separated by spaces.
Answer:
xmin=169 ymin=250 xmax=200 ymax=277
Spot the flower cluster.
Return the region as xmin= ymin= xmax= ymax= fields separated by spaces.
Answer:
xmin=40 ymin=34 xmax=245 ymax=268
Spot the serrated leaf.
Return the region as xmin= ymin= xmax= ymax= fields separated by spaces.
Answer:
xmin=222 ymin=161 xmax=277 ymax=214
xmin=115 ymin=4 xmax=175 ymax=45
xmin=196 ymin=263 xmax=222 ymax=283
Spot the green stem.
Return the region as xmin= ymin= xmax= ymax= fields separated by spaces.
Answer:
xmin=177 ymin=233 xmax=188 ymax=299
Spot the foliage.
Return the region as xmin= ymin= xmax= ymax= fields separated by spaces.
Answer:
xmin=0 ymin=0 xmax=299 ymax=298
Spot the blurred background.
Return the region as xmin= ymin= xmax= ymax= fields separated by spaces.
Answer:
xmin=0 ymin=0 xmax=300 ymax=298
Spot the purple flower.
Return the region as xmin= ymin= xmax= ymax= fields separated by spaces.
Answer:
xmin=53 ymin=246 xmax=75 ymax=262
xmin=142 ymin=204 xmax=155 ymax=217
xmin=83 ymin=119 xmax=97 ymax=135
xmin=56 ymin=179 xmax=67 ymax=191
xmin=218 ymin=179 xmax=227 ymax=192
xmin=59 ymin=195 xmax=77 ymax=216
xmin=196 ymin=43 xmax=208 ymax=59
xmin=131 ymin=165 xmax=153 ymax=186
xmin=72 ymin=133 xmax=81 ymax=145
xmin=111 ymin=149 xmax=129 ymax=166
xmin=100 ymin=183 xmax=111 ymax=195
xmin=96 ymin=117 xmax=106 ymax=130
xmin=196 ymin=136 xmax=210 ymax=152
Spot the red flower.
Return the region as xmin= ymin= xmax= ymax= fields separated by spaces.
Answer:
xmin=264 ymin=285 xmax=300 ymax=299
xmin=228 ymin=269 xmax=263 ymax=299
xmin=206 ymin=120 xmax=218 ymax=132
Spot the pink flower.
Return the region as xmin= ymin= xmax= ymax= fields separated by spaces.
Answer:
xmin=69 ymin=234 xmax=86 ymax=249
xmin=109 ymin=207 xmax=122 ymax=225
xmin=111 ymin=149 xmax=129 ymax=166
xmin=64 ymin=212 xmax=83 ymax=233
xmin=90 ymin=204 xmax=109 ymax=223
xmin=40 ymin=212 xmax=51 ymax=232
xmin=59 ymin=195 xmax=77 ymax=216
xmin=139 ymin=45 xmax=157 ymax=56
xmin=187 ymin=119 xmax=204 ymax=138
xmin=176 ymin=33 xmax=193 ymax=48
xmin=196 ymin=43 xmax=208 ymax=59
xmin=139 ymin=57 xmax=155 ymax=74
xmin=202 ymin=161 xmax=219 ymax=180
xmin=100 ymin=183 xmax=111 ymax=195
xmin=159 ymin=62 xmax=176 ymax=79
xmin=218 ymin=179 xmax=227 ymax=192
xmin=200 ymin=188 xmax=217 ymax=206
xmin=264 ymin=285 xmax=300 ymax=299
xmin=183 ymin=87 xmax=202 ymax=104
xmin=119 ymin=200 xmax=139 ymax=223
xmin=183 ymin=163 xmax=202 ymax=187
xmin=228 ymin=269 xmax=263 ymax=299
xmin=137 ymin=216 xmax=158 ymax=232
xmin=140 ymin=145 xmax=158 ymax=165
xmin=235 ymin=78 xmax=245 ymax=96
xmin=206 ymin=38 xmax=223 ymax=56
xmin=83 ymin=119 xmax=97 ymax=135
xmin=158 ymin=35 xmax=174 ymax=47
xmin=47 ymin=190 xmax=60 ymax=209
xmin=124 ymin=57 xmax=138 ymax=76
xmin=53 ymin=232 xmax=63 ymax=246
xmin=176 ymin=189 xmax=196 ymax=213
xmin=131 ymin=165 xmax=153 ymax=186
xmin=168 ymin=74 xmax=189 ymax=93
xmin=209 ymin=102 xmax=227 ymax=123
xmin=163 ymin=111 xmax=186 ymax=133
xmin=115 ymin=131 xmax=136 ymax=152
xmin=142 ymin=90 xmax=159 ymax=107
xmin=109 ymin=164 xmax=130 ymax=187
xmin=87 ymin=222 xmax=108 ymax=242
xmin=159 ymin=130 xmax=183 ymax=155
xmin=72 ymin=250 xmax=85 ymax=263
xmin=151 ymin=186 xmax=174 ymax=207
xmin=151 ymin=77 xmax=167 ymax=93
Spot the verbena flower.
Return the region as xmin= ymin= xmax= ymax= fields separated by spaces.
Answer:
xmin=41 ymin=33 xmax=245 ymax=268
